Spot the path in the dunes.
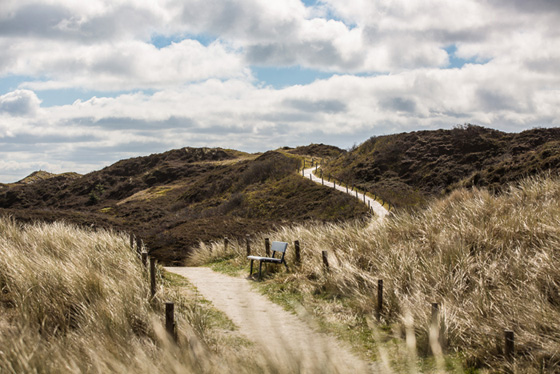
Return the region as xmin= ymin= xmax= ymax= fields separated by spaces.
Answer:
xmin=164 ymin=266 xmax=372 ymax=374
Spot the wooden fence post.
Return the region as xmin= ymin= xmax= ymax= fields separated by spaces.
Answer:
xmin=430 ymin=302 xmax=445 ymax=353
xmin=322 ymin=251 xmax=329 ymax=271
xmin=505 ymin=330 xmax=514 ymax=362
xmin=136 ymin=237 xmax=143 ymax=256
xmin=150 ymin=257 xmax=157 ymax=299
xmin=294 ymin=240 xmax=301 ymax=267
xmin=377 ymin=279 xmax=383 ymax=321
xmin=431 ymin=302 xmax=439 ymax=328
xmin=265 ymin=238 xmax=270 ymax=257
xmin=166 ymin=302 xmax=177 ymax=343
xmin=224 ymin=237 xmax=229 ymax=252
xmin=246 ymin=235 xmax=251 ymax=256
xmin=141 ymin=252 xmax=148 ymax=267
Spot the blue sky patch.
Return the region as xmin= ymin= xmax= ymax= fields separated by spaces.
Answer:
xmin=252 ymin=66 xmax=335 ymax=88
xmin=444 ymin=45 xmax=489 ymax=69
xmin=150 ymin=33 xmax=216 ymax=48
xmin=0 ymin=75 xmax=30 ymax=95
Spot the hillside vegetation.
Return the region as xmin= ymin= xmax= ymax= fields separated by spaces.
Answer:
xmin=0 ymin=216 xmax=330 ymax=373
xmin=322 ymin=125 xmax=560 ymax=208
xmin=191 ymin=174 xmax=560 ymax=372
xmin=0 ymin=145 xmax=367 ymax=264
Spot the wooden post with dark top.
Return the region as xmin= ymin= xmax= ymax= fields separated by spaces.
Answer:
xmin=165 ymin=302 xmax=177 ymax=343
xmin=505 ymin=330 xmax=514 ymax=362
xmin=265 ymin=238 xmax=270 ymax=256
xmin=431 ymin=303 xmax=439 ymax=328
xmin=246 ymin=234 xmax=251 ymax=256
xmin=294 ymin=240 xmax=301 ymax=267
xmin=150 ymin=257 xmax=156 ymax=299
xmin=224 ymin=237 xmax=229 ymax=252
xmin=136 ymin=237 xmax=143 ymax=256
xmin=322 ymin=251 xmax=329 ymax=271
xmin=430 ymin=302 xmax=444 ymax=353
xmin=377 ymin=279 xmax=383 ymax=321
xmin=141 ymin=252 xmax=148 ymax=267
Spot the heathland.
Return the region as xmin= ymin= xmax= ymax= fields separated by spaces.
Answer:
xmin=1 ymin=125 xmax=559 ymax=372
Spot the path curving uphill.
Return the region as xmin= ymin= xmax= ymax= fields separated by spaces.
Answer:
xmin=165 ymin=266 xmax=372 ymax=373
xmin=302 ymin=167 xmax=390 ymax=220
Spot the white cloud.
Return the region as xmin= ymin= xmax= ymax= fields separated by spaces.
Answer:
xmin=1 ymin=0 xmax=560 ymax=182
xmin=0 ymin=89 xmax=41 ymax=116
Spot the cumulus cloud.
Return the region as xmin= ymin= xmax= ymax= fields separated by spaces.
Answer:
xmin=0 ymin=90 xmax=41 ymax=116
xmin=1 ymin=0 xmax=560 ymax=182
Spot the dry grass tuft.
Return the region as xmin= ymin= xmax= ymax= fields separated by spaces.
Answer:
xmin=0 ymin=217 xmax=314 ymax=373
xmin=190 ymin=174 xmax=560 ymax=372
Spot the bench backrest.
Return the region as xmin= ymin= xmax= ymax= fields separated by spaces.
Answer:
xmin=271 ymin=241 xmax=288 ymax=253
xmin=271 ymin=241 xmax=288 ymax=261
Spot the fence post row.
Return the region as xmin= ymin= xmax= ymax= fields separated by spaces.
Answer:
xmin=294 ymin=240 xmax=301 ymax=266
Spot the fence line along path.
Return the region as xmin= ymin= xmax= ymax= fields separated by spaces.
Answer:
xmin=302 ymin=167 xmax=390 ymax=220
xmin=165 ymin=266 xmax=372 ymax=373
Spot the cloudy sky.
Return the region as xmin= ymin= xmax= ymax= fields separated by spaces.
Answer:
xmin=1 ymin=0 xmax=559 ymax=182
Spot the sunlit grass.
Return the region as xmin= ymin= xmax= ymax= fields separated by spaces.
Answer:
xmin=189 ymin=174 xmax=560 ymax=373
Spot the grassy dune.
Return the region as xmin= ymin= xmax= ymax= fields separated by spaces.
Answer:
xmin=0 ymin=218 xmax=279 ymax=373
xmin=190 ymin=174 xmax=560 ymax=373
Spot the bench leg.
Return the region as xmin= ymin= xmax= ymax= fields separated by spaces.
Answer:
xmin=250 ymin=259 xmax=254 ymax=277
xmin=283 ymin=261 xmax=289 ymax=272
xmin=258 ymin=261 xmax=263 ymax=280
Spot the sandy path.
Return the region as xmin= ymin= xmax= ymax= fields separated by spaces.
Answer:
xmin=164 ymin=266 xmax=372 ymax=373
xmin=302 ymin=167 xmax=389 ymax=220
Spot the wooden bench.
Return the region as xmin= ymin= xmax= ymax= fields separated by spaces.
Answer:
xmin=247 ymin=241 xmax=289 ymax=279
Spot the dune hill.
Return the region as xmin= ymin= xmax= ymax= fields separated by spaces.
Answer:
xmin=0 ymin=145 xmax=365 ymax=264
xmin=322 ymin=125 xmax=560 ymax=208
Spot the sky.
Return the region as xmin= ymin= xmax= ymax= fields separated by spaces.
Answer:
xmin=0 ymin=0 xmax=559 ymax=182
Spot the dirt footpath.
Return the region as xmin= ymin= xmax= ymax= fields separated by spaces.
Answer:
xmin=302 ymin=167 xmax=389 ymax=220
xmin=165 ymin=266 xmax=372 ymax=374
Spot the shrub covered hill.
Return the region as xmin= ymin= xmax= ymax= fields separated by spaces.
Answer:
xmin=0 ymin=146 xmax=368 ymax=264
xmin=322 ymin=125 xmax=560 ymax=208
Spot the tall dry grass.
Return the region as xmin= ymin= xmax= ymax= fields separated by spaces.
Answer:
xmin=190 ymin=174 xmax=560 ymax=372
xmin=0 ymin=217 xmax=298 ymax=373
